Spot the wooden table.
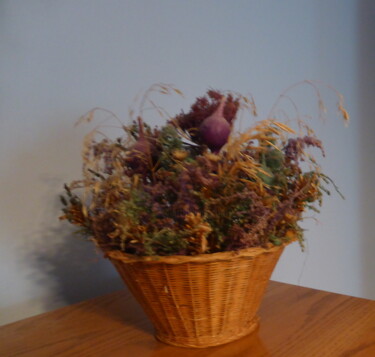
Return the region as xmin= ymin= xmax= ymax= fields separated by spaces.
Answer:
xmin=1 ymin=281 xmax=374 ymax=356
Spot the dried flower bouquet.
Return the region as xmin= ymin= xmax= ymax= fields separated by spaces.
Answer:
xmin=60 ymin=82 xmax=348 ymax=257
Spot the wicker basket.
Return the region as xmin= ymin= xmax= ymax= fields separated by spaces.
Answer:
xmin=106 ymin=243 xmax=286 ymax=348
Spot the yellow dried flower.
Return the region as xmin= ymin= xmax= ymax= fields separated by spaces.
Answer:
xmin=285 ymin=230 xmax=297 ymax=241
xmin=204 ymin=152 xmax=221 ymax=162
xmin=184 ymin=213 xmax=212 ymax=254
xmin=172 ymin=149 xmax=188 ymax=160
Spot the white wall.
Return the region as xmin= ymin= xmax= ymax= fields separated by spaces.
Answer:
xmin=1 ymin=0 xmax=374 ymax=326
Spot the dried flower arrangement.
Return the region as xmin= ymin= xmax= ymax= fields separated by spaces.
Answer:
xmin=60 ymin=82 xmax=348 ymax=257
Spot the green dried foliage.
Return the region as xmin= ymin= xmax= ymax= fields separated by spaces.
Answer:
xmin=60 ymin=83 xmax=348 ymax=256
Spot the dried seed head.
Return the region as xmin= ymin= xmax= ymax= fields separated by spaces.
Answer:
xmin=199 ymin=97 xmax=231 ymax=153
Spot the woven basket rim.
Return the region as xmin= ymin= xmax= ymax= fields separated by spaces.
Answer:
xmin=104 ymin=240 xmax=295 ymax=264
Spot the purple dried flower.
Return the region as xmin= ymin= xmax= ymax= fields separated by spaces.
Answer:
xmin=284 ymin=136 xmax=324 ymax=162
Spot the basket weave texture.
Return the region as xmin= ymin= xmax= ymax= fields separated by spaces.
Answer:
xmin=106 ymin=244 xmax=285 ymax=348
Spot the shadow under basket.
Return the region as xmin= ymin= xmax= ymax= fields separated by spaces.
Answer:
xmin=105 ymin=243 xmax=286 ymax=348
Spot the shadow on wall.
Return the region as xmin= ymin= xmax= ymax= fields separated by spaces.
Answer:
xmin=14 ymin=123 xmax=126 ymax=312
xmin=28 ymin=219 xmax=124 ymax=311
xmin=358 ymin=0 xmax=375 ymax=299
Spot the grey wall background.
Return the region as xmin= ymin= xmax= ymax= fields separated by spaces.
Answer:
xmin=1 ymin=0 xmax=374 ymax=325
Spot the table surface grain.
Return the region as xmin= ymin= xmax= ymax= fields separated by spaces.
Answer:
xmin=1 ymin=281 xmax=374 ymax=357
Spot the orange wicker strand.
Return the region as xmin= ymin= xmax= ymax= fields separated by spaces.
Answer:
xmin=106 ymin=244 xmax=286 ymax=348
